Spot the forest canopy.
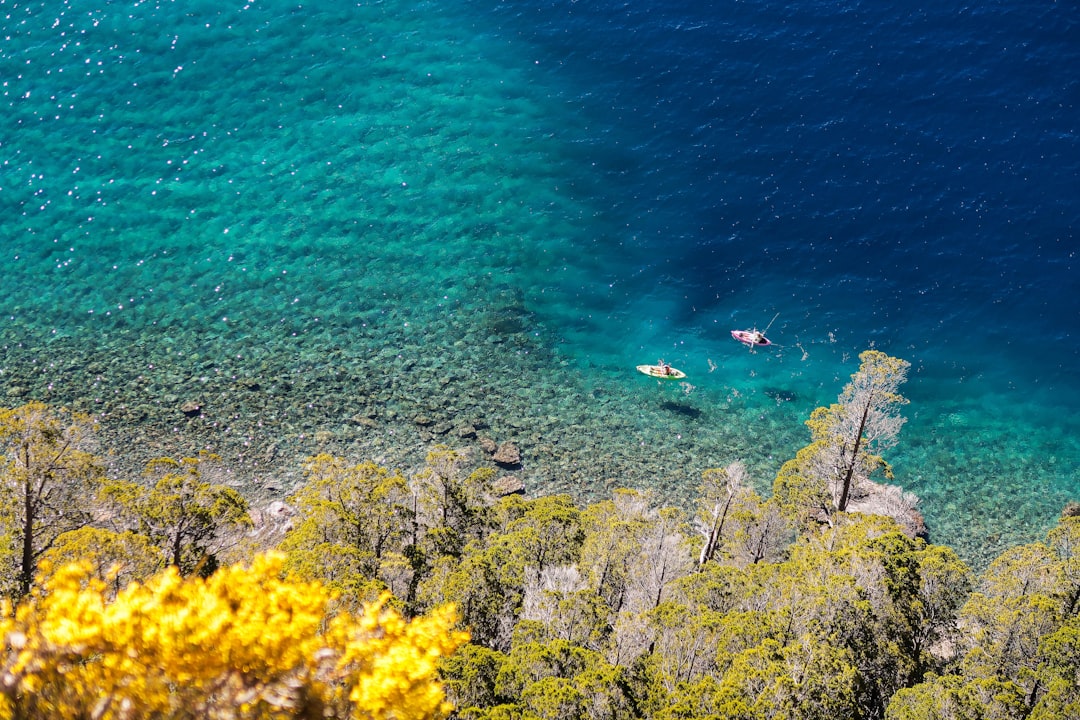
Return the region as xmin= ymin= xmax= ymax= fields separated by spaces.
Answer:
xmin=0 ymin=351 xmax=1077 ymax=720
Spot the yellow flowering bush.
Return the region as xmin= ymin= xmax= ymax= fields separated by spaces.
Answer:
xmin=0 ymin=553 xmax=467 ymax=719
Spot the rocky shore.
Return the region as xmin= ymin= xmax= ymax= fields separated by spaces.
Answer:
xmin=0 ymin=295 xmax=813 ymax=521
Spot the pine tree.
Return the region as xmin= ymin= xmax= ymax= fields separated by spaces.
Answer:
xmin=774 ymin=350 xmax=911 ymax=526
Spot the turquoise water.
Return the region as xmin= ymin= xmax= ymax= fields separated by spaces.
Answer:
xmin=2 ymin=0 xmax=1077 ymax=569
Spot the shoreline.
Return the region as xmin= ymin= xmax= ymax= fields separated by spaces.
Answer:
xmin=3 ymin=315 xmax=1069 ymax=572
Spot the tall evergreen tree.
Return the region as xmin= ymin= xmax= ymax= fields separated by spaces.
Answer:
xmin=102 ymin=453 xmax=250 ymax=577
xmin=775 ymin=350 xmax=911 ymax=526
xmin=0 ymin=402 xmax=104 ymax=599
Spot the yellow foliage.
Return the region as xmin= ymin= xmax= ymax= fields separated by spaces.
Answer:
xmin=0 ymin=552 xmax=468 ymax=720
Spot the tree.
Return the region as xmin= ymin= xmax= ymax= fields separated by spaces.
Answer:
xmin=726 ymin=494 xmax=791 ymax=568
xmin=774 ymin=350 xmax=911 ymax=525
xmin=0 ymin=552 xmax=467 ymax=719
xmin=695 ymin=462 xmax=749 ymax=567
xmin=1046 ymin=515 xmax=1080 ymax=615
xmin=486 ymin=639 xmax=635 ymax=720
xmin=1029 ymin=616 xmax=1080 ymax=719
xmin=440 ymin=642 xmax=508 ymax=715
xmin=497 ymin=494 xmax=583 ymax=577
xmin=645 ymin=601 xmax=726 ymax=689
xmin=411 ymin=445 xmax=497 ymax=560
xmin=886 ymin=673 xmax=1027 ymax=720
xmin=723 ymin=515 xmax=974 ymax=719
xmin=521 ymin=578 xmax=611 ymax=651
xmin=957 ymin=543 xmax=1063 ymax=703
xmin=632 ymin=507 xmax=692 ymax=615
xmin=419 ymin=541 xmax=522 ymax=652
xmin=717 ymin=636 xmax=860 ymax=720
xmin=911 ymin=543 xmax=974 ymax=673
xmin=653 ymin=674 xmax=751 ymax=720
xmin=103 ymin=453 xmax=251 ymax=576
xmin=578 ymin=490 xmax=653 ymax=618
xmin=280 ymin=454 xmax=414 ymax=603
xmin=576 ymin=490 xmax=695 ymax=667
xmin=0 ymin=402 xmax=104 ymax=599
xmin=417 ymin=495 xmax=583 ymax=652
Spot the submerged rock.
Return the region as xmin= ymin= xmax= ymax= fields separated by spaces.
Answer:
xmin=493 ymin=441 xmax=521 ymax=467
xmin=180 ymin=400 xmax=203 ymax=417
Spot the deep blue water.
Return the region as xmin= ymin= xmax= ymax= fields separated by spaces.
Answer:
xmin=1 ymin=0 xmax=1077 ymax=566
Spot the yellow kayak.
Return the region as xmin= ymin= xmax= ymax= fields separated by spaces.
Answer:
xmin=636 ymin=364 xmax=686 ymax=380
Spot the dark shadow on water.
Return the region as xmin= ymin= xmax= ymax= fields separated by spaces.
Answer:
xmin=764 ymin=387 xmax=798 ymax=403
xmin=660 ymin=400 xmax=703 ymax=419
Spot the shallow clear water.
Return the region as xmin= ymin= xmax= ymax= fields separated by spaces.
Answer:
xmin=2 ymin=0 xmax=1076 ymax=568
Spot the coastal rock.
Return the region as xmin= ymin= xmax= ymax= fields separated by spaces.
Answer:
xmin=493 ymin=441 xmax=521 ymax=467
xmin=266 ymin=500 xmax=294 ymax=519
xmin=180 ymin=400 xmax=203 ymax=417
xmin=249 ymin=500 xmax=296 ymax=539
xmin=492 ymin=475 xmax=525 ymax=496
xmin=847 ymin=480 xmax=927 ymax=539
xmin=352 ymin=416 xmax=378 ymax=429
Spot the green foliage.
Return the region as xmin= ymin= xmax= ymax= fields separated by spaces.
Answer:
xmin=0 ymin=402 xmax=105 ymax=599
xmin=418 ymin=495 xmax=584 ymax=651
xmin=727 ymin=636 xmax=859 ymax=720
xmin=412 ymin=445 xmax=498 ymax=559
xmin=498 ymin=494 xmax=583 ymax=574
xmin=726 ymin=494 xmax=791 ymax=568
xmin=1028 ymin=616 xmax=1080 ymax=718
xmin=652 ymin=674 xmax=752 ymax=720
xmin=695 ymin=462 xmax=749 ymax=567
xmin=484 ymin=640 xmax=636 ymax=720
xmin=280 ymin=454 xmax=414 ymax=604
xmin=102 ymin=452 xmax=251 ymax=577
xmin=646 ymin=601 xmax=727 ymax=689
xmin=495 ymin=639 xmax=596 ymax=703
xmin=421 ymin=545 xmax=521 ymax=651
xmin=441 ymin=642 xmax=508 ymax=714
xmin=578 ymin=490 xmax=654 ymax=617
xmin=773 ymin=350 xmax=911 ymax=524
xmin=771 ymin=443 xmax=834 ymax=529
xmin=886 ymin=674 xmax=1027 ymax=720
xmin=1046 ymin=515 xmax=1080 ymax=614
xmin=695 ymin=463 xmax=792 ymax=569
xmin=912 ymin=543 xmax=974 ymax=667
xmin=0 ymin=397 xmax=1073 ymax=720
xmin=957 ymin=543 xmax=1063 ymax=706
xmin=727 ymin=515 xmax=975 ymax=719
